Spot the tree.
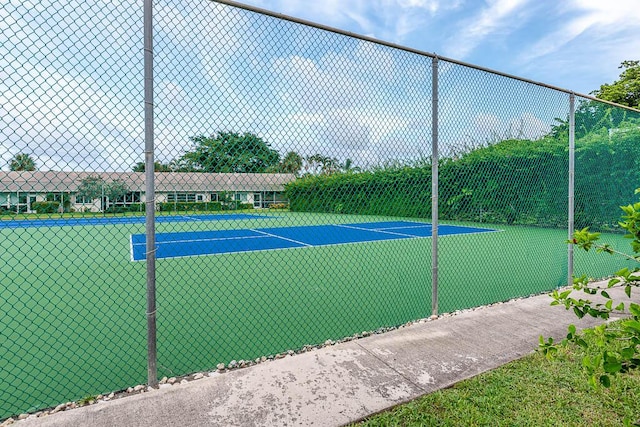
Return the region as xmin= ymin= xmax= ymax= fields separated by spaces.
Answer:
xmin=268 ymin=151 xmax=304 ymax=175
xmin=593 ymin=60 xmax=640 ymax=109
xmin=179 ymin=132 xmax=280 ymax=173
xmin=76 ymin=176 xmax=105 ymax=204
xmin=540 ymin=189 xmax=640 ymax=388
xmin=132 ymin=161 xmax=173 ymax=172
xmin=104 ymin=179 xmax=129 ymax=207
xmin=304 ymin=154 xmax=340 ymax=175
xmin=341 ymin=158 xmax=361 ymax=173
xmin=9 ymin=153 xmax=36 ymax=171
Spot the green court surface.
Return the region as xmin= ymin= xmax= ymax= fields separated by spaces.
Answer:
xmin=0 ymin=211 xmax=636 ymax=418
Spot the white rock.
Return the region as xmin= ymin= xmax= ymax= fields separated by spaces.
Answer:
xmin=180 ymin=379 xmax=188 ymax=385
xmin=108 ymin=392 xmax=115 ymax=399
xmin=133 ymin=385 xmax=145 ymax=392
xmin=0 ymin=417 xmax=15 ymax=426
xmin=430 ymin=314 xmax=438 ymax=320
xmin=193 ymin=373 xmax=204 ymax=380
xmin=260 ymin=356 xmax=267 ymax=362
xmin=18 ymin=414 xmax=28 ymax=420
xmin=216 ymin=363 xmax=225 ymax=371
xmin=159 ymin=383 xmax=172 ymax=389
xmin=126 ymin=387 xmax=134 ymax=393
xmin=159 ymin=376 xmax=168 ymax=385
xmin=167 ymin=377 xmax=177 ymax=384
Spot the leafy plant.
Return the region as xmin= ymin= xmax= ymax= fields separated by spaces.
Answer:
xmin=76 ymin=394 xmax=98 ymax=406
xmin=540 ymin=189 xmax=640 ymax=387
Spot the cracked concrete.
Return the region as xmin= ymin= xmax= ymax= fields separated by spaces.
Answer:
xmin=15 ymin=284 xmax=639 ymax=427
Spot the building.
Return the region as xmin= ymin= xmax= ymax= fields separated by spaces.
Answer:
xmin=0 ymin=171 xmax=295 ymax=213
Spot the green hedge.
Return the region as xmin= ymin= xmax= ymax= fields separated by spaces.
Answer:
xmin=286 ymin=126 xmax=640 ymax=230
xmin=31 ymin=201 xmax=61 ymax=214
xmin=156 ymin=202 xmax=253 ymax=212
xmin=105 ymin=203 xmax=145 ymax=213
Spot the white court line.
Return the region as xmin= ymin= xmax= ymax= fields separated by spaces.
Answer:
xmin=129 ymin=234 xmax=135 ymax=262
xmin=129 ymin=224 xmax=505 ymax=262
xmin=250 ymin=228 xmax=312 ymax=247
xmin=131 ymin=234 xmax=269 ymax=247
xmin=377 ymin=223 xmax=432 ymax=231
xmin=334 ymin=223 xmax=418 ymax=238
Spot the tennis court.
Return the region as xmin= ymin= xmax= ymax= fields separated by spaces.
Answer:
xmin=1 ymin=211 xmax=636 ymax=419
xmin=130 ymin=221 xmax=498 ymax=260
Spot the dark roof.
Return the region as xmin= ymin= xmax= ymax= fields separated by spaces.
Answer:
xmin=0 ymin=171 xmax=295 ymax=193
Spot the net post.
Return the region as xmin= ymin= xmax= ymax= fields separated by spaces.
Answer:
xmin=431 ymin=56 xmax=439 ymax=316
xmin=144 ymin=0 xmax=158 ymax=388
xmin=567 ymin=93 xmax=575 ymax=288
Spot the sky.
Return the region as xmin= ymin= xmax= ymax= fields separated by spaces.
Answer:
xmin=240 ymin=0 xmax=640 ymax=96
xmin=1 ymin=0 xmax=639 ymax=172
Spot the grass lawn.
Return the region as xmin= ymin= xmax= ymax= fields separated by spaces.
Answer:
xmin=354 ymin=323 xmax=640 ymax=426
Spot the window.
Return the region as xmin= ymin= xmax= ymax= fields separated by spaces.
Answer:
xmin=210 ymin=192 xmax=219 ymax=202
xmin=196 ymin=194 xmax=204 ymax=202
xmin=167 ymin=193 xmax=196 ymax=203
xmin=76 ymin=194 xmax=93 ymax=204
xmin=113 ymin=191 xmax=141 ymax=205
xmin=234 ymin=192 xmax=248 ymax=202
xmin=47 ymin=193 xmax=67 ymax=203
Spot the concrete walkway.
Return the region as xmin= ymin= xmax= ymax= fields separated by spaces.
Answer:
xmin=14 ymin=284 xmax=638 ymax=427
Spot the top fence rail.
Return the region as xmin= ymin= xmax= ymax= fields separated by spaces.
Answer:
xmin=213 ymin=0 xmax=640 ymax=114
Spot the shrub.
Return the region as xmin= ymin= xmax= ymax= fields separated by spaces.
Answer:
xmin=31 ymin=201 xmax=60 ymax=214
xmin=540 ymin=189 xmax=640 ymax=388
xmin=157 ymin=202 xmax=223 ymax=212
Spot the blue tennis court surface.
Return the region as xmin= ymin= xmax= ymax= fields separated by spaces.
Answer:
xmin=131 ymin=221 xmax=498 ymax=261
xmin=0 ymin=214 xmax=267 ymax=229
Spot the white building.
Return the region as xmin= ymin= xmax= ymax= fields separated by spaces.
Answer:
xmin=0 ymin=171 xmax=295 ymax=213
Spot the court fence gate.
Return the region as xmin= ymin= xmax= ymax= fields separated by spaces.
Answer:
xmin=1 ymin=0 xmax=640 ymax=419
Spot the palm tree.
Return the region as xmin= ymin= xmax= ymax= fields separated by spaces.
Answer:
xmin=280 ymin=151 xmax=303 ymax=175
xmin=9 ymin=153 xmax=36 ymax=171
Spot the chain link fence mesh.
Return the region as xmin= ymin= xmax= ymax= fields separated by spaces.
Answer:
xmin=1 ymin=0 xmax=639 ymax=419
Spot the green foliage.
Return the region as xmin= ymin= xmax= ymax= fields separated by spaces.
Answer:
xmin=180 ymin=132 xmax=280 ymax=173
xmin=286 ymin=166 xmax=432 ymax=218
xmin=31 ymin=201 xmax=60 ymax=214
xmin=76 ymin=175 xmax=105 ymax=202
xmin=269 ymin=151 xmax=303 ymax=175
xmin=286 ymin=120 xmax=640 ymax=229
xmin=156 ymin=202 xmax=252 ymax=212
xmin=542 ymin=189 xmax=640 ymax=388
xmin=157 ymin=202 xmax=223 ymax=212
xmin=132 ymin=161 xmax=174 ymax=172
xmin=593 ymin=60 xmax=640 ymax=109
xmin=104 ymin=203 xmax=144 ymax=213
xmin=104 ymin=179 xmax=129 ymax=205
xmin=9 ymin=153 xmax=36 ymax=171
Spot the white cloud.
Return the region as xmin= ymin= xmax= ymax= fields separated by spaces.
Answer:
xmin=518 ymin=0 xmax=640 ymax=64
xmin=444 ymin=0 xmax=531 ymax=59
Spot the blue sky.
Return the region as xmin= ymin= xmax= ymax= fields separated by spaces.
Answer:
xmin=1 ymin=0 xmax=638 ymax=172
xmin=240 ymin=0 xmax=640 ymax=95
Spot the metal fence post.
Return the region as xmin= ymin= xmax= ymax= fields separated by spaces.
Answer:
xmin=431 ymin=56 xmax=439 ymax=316
xmin=144 ymin=0 xmax=158 ymax=387
xmin=567 ymin=93 xmax=575 ymax=287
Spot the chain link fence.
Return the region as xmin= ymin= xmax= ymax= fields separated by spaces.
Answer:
xmin=1 ymin=0 xmax=639 ymax=419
